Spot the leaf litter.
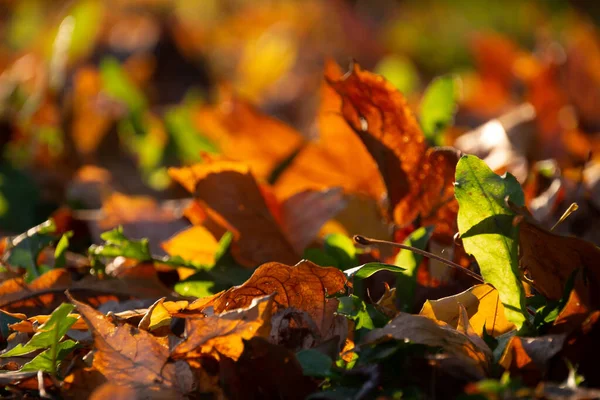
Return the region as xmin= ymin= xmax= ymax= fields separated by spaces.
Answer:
xmin=2 ymin=2 xmax=600 ymax=399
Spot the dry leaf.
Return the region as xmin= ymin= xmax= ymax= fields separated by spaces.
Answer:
xmin=499 ymin=334 xmax=567 ymax=386
xmin=363 ymin=312 xmax=491 ymax=380
xmin=191 ymin=260 xmax=346 ymax=336
xmin=420 ymin=284 xmax=515 ymax=337
xmin=519 ymin=220 xmax=600 ymax=306
xmin=275 ymin=61 xmax=386 ymax=202
xmin=169 ymin=161 xmax=298 ymax=266
xmin=161 ymin=226 xmax=219 ymax=265
xmin=193 ymin=89 xmax=303 ymax=179
xmin=69 ymin=294 xmax=195 ymax=398
xmin=172 ymin=295 xmax=273 ymax=360
xmin=279 ymin=188 xmax=347 ymax=252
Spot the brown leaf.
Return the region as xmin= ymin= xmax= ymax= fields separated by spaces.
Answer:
xmin=89 ymin=383 xmax=138 ymax=400
xmin=279 ymin=188 xmax=347 ymax=252
xmin=275 ymin=60 xmax=386 ymax=202
xmin=192 ymin=89 xmax=304 ymax=180
xmin=169 ymin=161 xmax=298 ymax=266
xmin=363 ymin=312 xmax=491 ymax=380
xmin=172 ymin=295 xmax=273 ymax=360
xmin=324 ymin=62 xmax=460 ymax=240
xmin=499 ymin=334 xmax=567 ymax=386
xmin=220 ymin=337 xmax=317 ymax=400
xmin=519 ymin=220 xmax=600 ymax=306
xmin=191 ymin=260 xmax=346 ymax=336
xmin=68 ymin=294 xmax=195 ymax=397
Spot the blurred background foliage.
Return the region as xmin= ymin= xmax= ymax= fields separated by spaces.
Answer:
xmin=0 ymin=0 xmax=598 ymax=235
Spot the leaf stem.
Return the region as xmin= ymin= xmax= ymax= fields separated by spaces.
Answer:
xmin=353 ymin=235 xmax=484 ymax=283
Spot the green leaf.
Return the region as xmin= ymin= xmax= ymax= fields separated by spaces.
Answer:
xmin=337 ymin=295 xmax=374 ymax=331
xmin=419 ymin=75 xmax=459 ymax=145
xmin=54 ymin=231 xmax=73 ymax=269
xmin=100 ymin=57 xmax=147 ymax=117
xmin=344 ymin=263 xmax=405 ymax=281
xmin=165 ymin=105 xmax=219 ymax=163
xmin=296 ymin=349 xmax=333 ymax=377
xmin=324 ymin=234 xmax=358 ymax=269
xmin=89 ymin=226 xmax=152 ymax=261
xmin=303 ymin=248 xmax=339 ymax=268
xmin=454 ymin=155 xmax=528 ymax=330
xmin=5 ymin=219 xmax=57 ymax=280
xmin=1 ymin=303 xmax=77 ymax=358
xmin=375 ymin=54 xmax=420 ymax=96
xmin=174 ymin=277 xmax=215 ymax=298
xmin=20 ymin=339 xmax=78 ymax=373
xmin=394 ymin=227 xmax=433 ymax=312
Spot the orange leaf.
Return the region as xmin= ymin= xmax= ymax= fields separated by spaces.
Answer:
xmin=68 ymin=294 xmax=195 ymax=397
xmin=161 ymin=226 xmax=219 ymax=265
xmin=275 ymin=61 xmax=385 ymax=202
xmin=100 ymin=192 xmax=176 ymax=229
xmin=172 ymin=295 xmax=273 ymax=360
xmin=169 ymin=161 xmax=298 ymax=266
xmin=193 ymin=89 xmax=303 ymax=180
xmin=191 ymin=260 xmax=347 ymax=335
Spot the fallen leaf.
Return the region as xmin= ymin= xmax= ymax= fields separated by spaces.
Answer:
xmin=68 ymin=294 xmax=195 ymax=397
xmin=191 ymin=260 xmax=347 ymax=337
xmin=161 ymin=226 xmax=219 ymax=266
xmin=172 ymin=295 xmax=273 ymax=360
xmin=275 ymin=60 xmax=386 ymax=202
xmin=169 ymin=160 xmax=298 ymax=266
xmin=499 ymin=334 xmax=567 ymax=386
xmin=193 ymin=89 xmax=304 ymax=180
xmin=362 ymin=312 xmax=491 ymax=380
xmin=420 ymin=284 xmax=516 ymax=337
xmin=99 ymin=192 xmax=176 ymax=230
xmin=519 ymin=220 xmax=600 ymax=306
xmin=280 ymin=188 xmax=347 ymax=253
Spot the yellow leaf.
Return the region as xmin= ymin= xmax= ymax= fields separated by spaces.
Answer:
xmin=419 ymin=284 xmax=515 ymax=337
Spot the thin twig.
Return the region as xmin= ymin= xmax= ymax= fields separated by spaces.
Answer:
xmin=353 ymin=235 xmax=484 ymax=283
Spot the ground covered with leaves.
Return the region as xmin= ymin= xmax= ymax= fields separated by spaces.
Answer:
xmin=2 ymin=1 xmax=600 ymax=399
